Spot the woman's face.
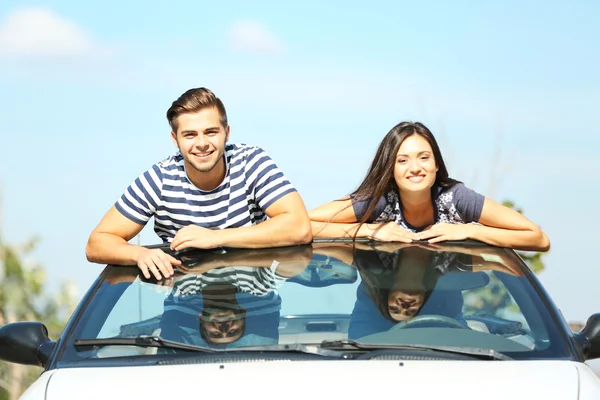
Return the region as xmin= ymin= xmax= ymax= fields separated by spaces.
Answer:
xmin=394 ymin=134 xmax=438 ymax=194
xmin=386 ymin=247 xmax=429 ymax=321
xmin=387 ymin=289 xmax=425 ymax=321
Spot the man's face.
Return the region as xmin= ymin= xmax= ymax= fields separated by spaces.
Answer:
xmin=200 ymin=310 xmax=245 ymax=345
xmin=171 ymin=107 xmax=230 ymax=174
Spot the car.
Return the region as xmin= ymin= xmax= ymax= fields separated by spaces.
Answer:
xmin=2 ymin=239 xmax=600 ymax=399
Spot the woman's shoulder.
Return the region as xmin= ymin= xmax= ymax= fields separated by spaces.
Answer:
xmin=351 ymin=187 xmax=397 ymax=202
xmin=435 ymin=182 xmax=482 ymax=199
xmin=434 ymin=182 xmax=485 ymax=222
xmin=351 ymin=188 xmax=398 ymax=222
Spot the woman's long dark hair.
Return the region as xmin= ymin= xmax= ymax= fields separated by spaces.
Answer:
xmin=353 ymin=246 xmax=440 ymax=322
xmin=350 ymin=122 xmax=460 ymax=225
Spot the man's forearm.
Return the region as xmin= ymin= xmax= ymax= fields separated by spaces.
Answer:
xmin=312 ymin=245 xmax=355 ymax=265
xmin=214 ymin=214 xmax=311 ymax=248
xmin=209 ymin=247 xmax=312 ymax=263
xmin=86 ymin=232 xmax=144 ymax=265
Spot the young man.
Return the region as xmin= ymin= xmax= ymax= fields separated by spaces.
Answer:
xmin=86 ymin=87 xmax=312 ymax=280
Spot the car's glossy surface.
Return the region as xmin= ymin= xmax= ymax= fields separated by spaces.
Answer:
xmin=3 ymin=239 xmax=600 ymax=399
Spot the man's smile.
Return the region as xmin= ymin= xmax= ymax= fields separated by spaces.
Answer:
xmin=192 ymin=150 xmax=214 ymax=159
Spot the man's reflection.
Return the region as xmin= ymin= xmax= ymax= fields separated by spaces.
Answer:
xmin=199 ymin=282 xmax=247 ymax=344
xmin=160 ymin=246 xmax=312 ymax=347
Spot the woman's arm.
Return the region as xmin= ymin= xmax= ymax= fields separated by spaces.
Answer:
xmin=309 ymin=199 xmax=417 ymax=242
xmin=418 ymin=198 xmax=550 ymax=252
xmin=309 ymin=199 xmax=363 ymax=238
xmin=468 ymin=198 xmax=550 ymax=251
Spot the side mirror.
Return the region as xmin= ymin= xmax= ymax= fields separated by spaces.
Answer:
xmin=578 ymin=313 xmax=600 ymax=360
xmin=0 ymin=322 xmax=56 ymax=367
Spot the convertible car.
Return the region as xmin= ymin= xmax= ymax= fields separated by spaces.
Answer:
xmin=2 ymin=239 xmax=600 ymax=399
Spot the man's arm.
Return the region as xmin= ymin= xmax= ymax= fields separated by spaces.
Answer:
xmin=170 ymin=191 xmax=312 ymax=251
xmin=179 ymin=245 xmax=313 ymax=277
xmin=311 ymin=242 xmax=355 ymax=265
xmin=86 ymin=206 xmax=180 ymax=279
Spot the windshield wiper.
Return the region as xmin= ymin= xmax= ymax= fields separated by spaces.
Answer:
xmin=73 ymin=336 xmax=215 ymax=353
xmin=73 ymin=337 xmax=347 ymax=358
xmin=225 ymin=343 xmax=350 ymax=358
xmin=74 ymin=337 xmax=509 ymax=360
xmin=320 ymin=339 xmax=513 ymax=360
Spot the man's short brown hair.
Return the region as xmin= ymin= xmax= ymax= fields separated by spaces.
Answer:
xmin=166 ymin=87 xmax=228 ymax=133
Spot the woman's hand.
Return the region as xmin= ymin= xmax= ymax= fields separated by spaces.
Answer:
xmin=416 ymin=223 xmax=473 ymax=243
xmin=368 ymin=222 xmax=419 ymax=243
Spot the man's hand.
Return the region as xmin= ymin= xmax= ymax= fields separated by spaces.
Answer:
xmin=416 ymin=223 xmax=473 ymax=243
xmin=135 ymin=248 xmax=180 ymax=280
xmin=170 ymin=225 xmax=221 ymax=252
xmin=368 ymin=222 xmax=418 ymax=243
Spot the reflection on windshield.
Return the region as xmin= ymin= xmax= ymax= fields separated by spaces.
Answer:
xmin=66 ymin=242 xmax=568 ymax=362
xmin=349 ymin=245 xmax=469 ymax=338
xmin=157 ymin=246 xmax=315 ymax=348
xmin=161 ymin=268 xmax=282 ymax=348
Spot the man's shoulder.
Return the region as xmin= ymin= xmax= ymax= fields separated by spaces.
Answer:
xmin=155 ymin=152 xmax=184 ymax=169
xmin=226 ymin=143 xmax=266 ymax=160
xmin=143 ymin=152 xmax=184 ymax=180
xmin=132 ymin=153 xmax=184 ymax=188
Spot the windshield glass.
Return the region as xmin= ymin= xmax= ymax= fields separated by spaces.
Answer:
xmin=60 ymin=241 xmax=570 ymax=363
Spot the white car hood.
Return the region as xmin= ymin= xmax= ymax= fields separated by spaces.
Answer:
xmin=23 ymin=360 xmax=600 ymax=400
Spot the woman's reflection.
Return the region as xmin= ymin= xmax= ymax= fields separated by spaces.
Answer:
xmin=353 ymin=245 xmax=443 ymax=323
xmin=313 ymin=242 xmax=471 ymax=339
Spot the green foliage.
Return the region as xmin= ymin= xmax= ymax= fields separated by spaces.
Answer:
xmin=501 ymin=200 xmax=546 ymax=274
xmin=462 ymin=200 xmax=548 ymax=317
xmin=0 ymin=236 xmax=77 ymax=400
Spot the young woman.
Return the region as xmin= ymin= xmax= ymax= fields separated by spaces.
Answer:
xmin=309 ymin=122 xmax=550 ymax=252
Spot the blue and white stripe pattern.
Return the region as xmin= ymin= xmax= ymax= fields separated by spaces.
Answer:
xmin=173 ymin=266 xmax=285 ymax=298
xmin=115 ymin=143 xmax=296 ymax=242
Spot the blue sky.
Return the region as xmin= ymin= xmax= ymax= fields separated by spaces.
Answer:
xmin=0 ymin=1 xmax=599 ymax=323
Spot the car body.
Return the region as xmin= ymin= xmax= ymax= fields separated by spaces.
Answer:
xmin=2 ymin=239 xmax=600 ymax=399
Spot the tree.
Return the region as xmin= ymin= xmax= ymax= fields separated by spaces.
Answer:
xmin=501 ymin=200 xmax=545 ymax=274
xmin=0 ymin=236 xmax=77 ymax=400
xmin=462 ymin=200 xmax=548 ymax=317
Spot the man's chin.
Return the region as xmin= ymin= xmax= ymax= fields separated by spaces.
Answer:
xmin=188 ymin=160 xmax=219 ymax=174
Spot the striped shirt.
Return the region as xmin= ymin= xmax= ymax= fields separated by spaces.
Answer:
xmin=173 ymin=266 xmax=285 ymax=299
xmin=115 ymin=143 xmax=296 ymax=242
xmin=164 ymin=267 xmax=284 ymax=320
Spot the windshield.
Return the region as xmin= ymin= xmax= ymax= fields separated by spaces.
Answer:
xmin=59 ymin=241 xmax=570 ymax=364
